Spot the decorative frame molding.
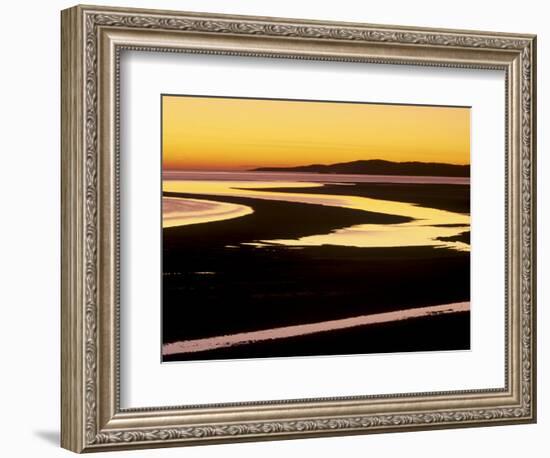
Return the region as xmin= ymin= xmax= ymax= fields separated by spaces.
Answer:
xmin=61 ymin=4 xmax=536 ymax=453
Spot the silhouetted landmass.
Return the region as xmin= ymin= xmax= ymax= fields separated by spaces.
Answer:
xmin=252 ymin=159 xmax=469 ymax=177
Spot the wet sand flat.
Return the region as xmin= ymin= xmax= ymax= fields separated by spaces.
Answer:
xmin=162 ymin=180 xmax=470 ymax=360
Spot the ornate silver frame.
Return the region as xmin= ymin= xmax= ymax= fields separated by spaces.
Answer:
xmin=61 ymin=4 xmax=537 ymax=453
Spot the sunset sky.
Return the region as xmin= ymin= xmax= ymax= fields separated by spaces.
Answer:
xmin=162 ymin=95 xmax=470 ymax=171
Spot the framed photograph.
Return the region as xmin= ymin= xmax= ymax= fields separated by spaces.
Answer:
xmin=61 ymin=4 xmax=537 ymax=453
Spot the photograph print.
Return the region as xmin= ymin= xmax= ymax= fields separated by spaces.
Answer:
xmin=161 ymin=95 xmax=471 ymax=362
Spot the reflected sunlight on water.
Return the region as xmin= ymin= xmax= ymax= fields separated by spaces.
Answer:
xmin=163 ymin=196 xmax=253 ymax=228
xmin=163 ymin=178 xmax=470 ymax=251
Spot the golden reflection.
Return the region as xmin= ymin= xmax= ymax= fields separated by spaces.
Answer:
xmin=248 ymin=223 xmax=470 ymax=252
xmin=163 ymin=179 xmax=470 ymax=251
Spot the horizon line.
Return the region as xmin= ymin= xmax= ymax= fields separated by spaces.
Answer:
xmin=163 ymin=158 xmax=471 ymax=172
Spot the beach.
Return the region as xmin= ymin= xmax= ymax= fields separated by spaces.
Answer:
xmin=161 ymin=172 xmax=470 ymax=361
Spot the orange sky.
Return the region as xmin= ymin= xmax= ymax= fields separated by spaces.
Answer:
xmin=162 ymin=95 xmax=470 ymax=170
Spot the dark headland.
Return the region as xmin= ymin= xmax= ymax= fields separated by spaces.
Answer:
xmin=252 ymin=159 xmax=470 ymax=177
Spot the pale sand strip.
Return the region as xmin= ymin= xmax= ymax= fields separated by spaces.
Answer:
xmin=163 ymin=196 xmax=253 ymax=228
xmin=163 ymin=301 xmax=470 ymax=356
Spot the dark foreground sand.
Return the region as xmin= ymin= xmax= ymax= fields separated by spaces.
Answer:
xmin=162 ymin=183 xmax=470 ymax=361
xmin=163 ymin=312 xmax=470 ymax=362
xmin=163 ymin=302 xmax=469 ymax=356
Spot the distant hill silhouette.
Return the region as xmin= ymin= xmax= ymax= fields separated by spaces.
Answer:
xmin=252 ymin=159 xmax=469 ymax=177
